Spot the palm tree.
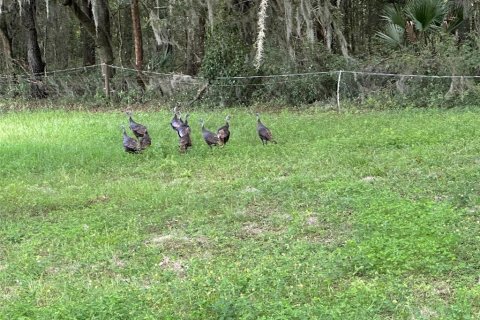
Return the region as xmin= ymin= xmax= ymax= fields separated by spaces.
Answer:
xmin=406 ymin=0 xmax=448 ymax=45
xmin=377 ymin=0 xmax=464 ymax=48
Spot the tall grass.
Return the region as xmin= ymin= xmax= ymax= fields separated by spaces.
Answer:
xmin=1 ymin=108 xmax=480 ymax=318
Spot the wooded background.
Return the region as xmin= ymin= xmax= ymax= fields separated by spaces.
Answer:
xmin=1 ymin=0 xmax=480 ymax=107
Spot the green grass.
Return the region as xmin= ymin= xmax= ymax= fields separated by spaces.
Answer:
xmin=1 ymin=107 xmax=480 ymax=319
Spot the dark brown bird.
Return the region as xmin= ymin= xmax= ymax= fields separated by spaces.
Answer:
xmin=256 ymin=113 xmax=276 ymax=145
xmin=139 ymin=131 xmax=152 ymax=150
xmin=126 ymin=111 xmax=148 ymax=138
xmin=176 ymin=113 xmax=191 ymax=138
xmin=179 ymin=134 xmax=192 ymax=153
xmin=171 ymin=106 xmax=183 ymax=132
xmin=122 ymin=125 xmax=140 ymax=153
xmin=217 ymin=115 xmax=231 ymax=146
xmin=177 ymin=114 xmax=192 ymax=152
xmin=177 ymin=113 xmax=190 ymax=137
xmin=200 ymin=119 xmax=219 ymax=148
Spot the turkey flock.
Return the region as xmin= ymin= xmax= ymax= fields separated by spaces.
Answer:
xmin=121 ymin=107 xmax=276 ymax=153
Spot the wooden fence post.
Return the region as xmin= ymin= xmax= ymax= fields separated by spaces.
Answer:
xmin=336 ymin=70 xmax=342 ymax=112
xmin=102 ymin=63 xmax=110 ymax=99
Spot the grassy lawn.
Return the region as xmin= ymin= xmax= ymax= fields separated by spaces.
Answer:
xmin=1 ymin=107 xmax=480 ymax=319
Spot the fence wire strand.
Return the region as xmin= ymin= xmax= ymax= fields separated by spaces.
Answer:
xmin=0 ymin=65 xmax=478 ymax=108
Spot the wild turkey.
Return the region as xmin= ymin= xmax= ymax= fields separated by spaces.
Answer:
xmin=171 ymin=106 xmax=183 ymax=131
xmin=256 ymin=113 xmax=277 ymax=145
xmin=179 ymin=133 xmax=192 ymax=153
xmin=126 ymin=111 xmax=148 ymax=138
xmin=172 ymin=111 xmax=192 ymax=152
xmin=217 ymin=115 xmax=231 ymax=145
xmin=122 ymin=125 xmax=140 ymax=153
xmin=140 ymin=131 xmax=152 ymax=150
xmin=177 ymin=114 xmax=192 ymax=152
xmin=176 ymin=113 xmax=191 ymax=138
xmin=200 ymin=119 xmax=220 ymax=148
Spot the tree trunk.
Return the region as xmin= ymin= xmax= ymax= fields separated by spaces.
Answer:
xmin=131 ymin=0 xmax=145 ymax=89
xmin=81 ymin=26 xmax=96 ymax=65
xmin=196 ymin=9 xmax=206 ymax=72
xmin=80 ymin=0 xmax=96 ymax=66
xmin=300 ymin=0 xmax=315 ymax=43
xmin=185 ymin=1 xmax=198 ymax=75
xmin=206 ymin=0 xmax=215 ymax=31
xmin=0 ymin=15 xmax=13 ymax=72
xmin=184 ymin=3 xmax=207 ymax=75
xmin=62 ymin=0 xmax=114 ymax=72
xmin=21 ymin=0 xmax=47 ymax=98
xmin=283 ymin=0 xmax=295 ymax=61
xmin=314 ymin=2 xmax=349 ymax=57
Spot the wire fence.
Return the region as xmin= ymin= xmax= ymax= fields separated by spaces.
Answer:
xmin=1 ymin=64 xmax=479 ymax=109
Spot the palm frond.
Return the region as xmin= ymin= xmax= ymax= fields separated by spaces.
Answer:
xmin=443 ymin=2 xmax=464 ymax=33
xmin=406 ymin=0 xmax=447 ymax=32
xmin=376 ymin=24 xmax=405 ymax=48
xmin=381 ymin=4 xmax=406 ymax=27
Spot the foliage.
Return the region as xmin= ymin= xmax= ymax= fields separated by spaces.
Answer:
xmin=343 ymin=34 xmax=480 ymax=109
xmin=200 ymin=27 xmax=249 ymax=81
xmin=376 ymin=23 xmax=405 ymax=48
xmin=200 ymin=17 xmax=255 ymax=105
xmin=249 ymin=43 xmax=351 ymax=106
xmin=376 ymin=5 xmax=406 ymax=48
xmin=1 ymin=0 xmax=480 ymax=109
xmin=377 ymin=0 xmax=464 ymax=48
xmin=405 ymin=0 xmax=448 ymax=33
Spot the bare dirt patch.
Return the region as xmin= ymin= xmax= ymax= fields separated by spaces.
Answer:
xmin=361 ymin=176 xmax=378 ymax=183
xmin=302 ymin=213 xmax=353 ymax=247
xmin=306 ymin=216 xmax=319 ymax=226
xmin=159 ymin=256 xmax=187 ymax=277
xmin=146 ymin=234 xmax=210 ymax=255
xmin=237 ymin=222 xmax=282 ymax=239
